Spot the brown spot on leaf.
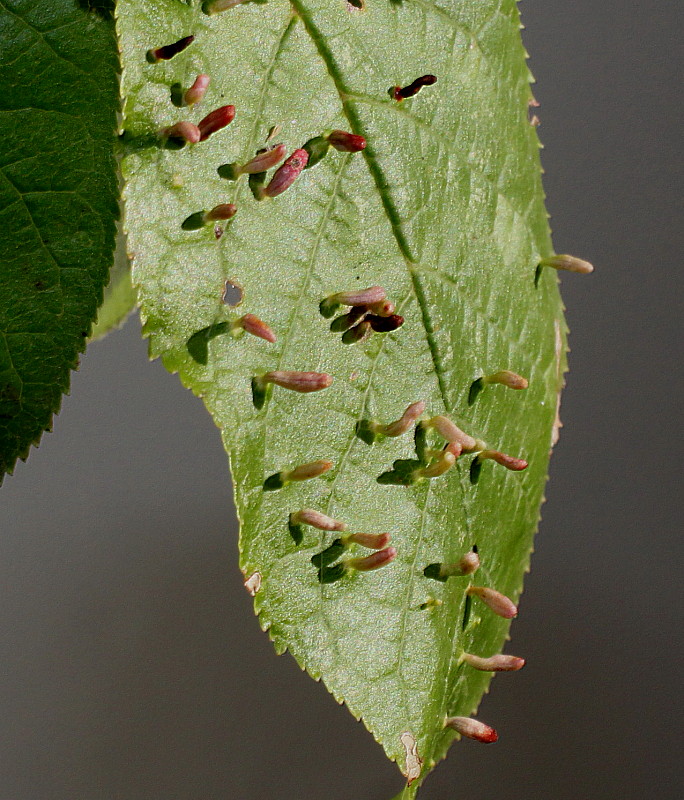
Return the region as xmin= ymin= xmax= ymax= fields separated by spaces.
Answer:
xmin=400 ymin=731 xmax=422 ymax=784
xmin=244 ymin=572 xmax=262 ymax=596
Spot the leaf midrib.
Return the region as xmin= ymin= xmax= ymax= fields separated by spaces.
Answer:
xmin=288 ymin=1 xmax=475 ymax=764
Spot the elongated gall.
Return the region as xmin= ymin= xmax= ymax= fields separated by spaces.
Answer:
xmin=391 ymin=74 xmax=437 ymax=101
xmin=483 ymin=370 xmax=529 ymax=390
xmin=477 ymin=450 xmax=528 ymax=471
xmin=235 ymin=314 xmax=276 ymax=343
xmin=326 ymin=130 xmax=367 ymax=152
xmin=347 ymin=547 xmax=397 ymax=572
xmin=204 ymin=203 xmax=237 ymax=222
xmin=263 ymin=149 xmax=309 ymax=197
xmin=240 ymin=143 xmax=288 ymax=175
xmin=262 ymin=370 xmax=332 ymax=393
xmin=425 ymin=416 xmax=477 ymax=452
xmin=290 ymin=509 xmax=346 ymax=531
xmin=161 ymin=121 xmax=201 ymax=144
xmin=183 ymin=203 xmax=237 ymax=231
xmin=540 ymin=254 xmax=594 ymax=274
xmin=342 ymin=532 xmax=391 ymax=550
xmin=320 ymin=286 xmax=386 ymax=317
xmin=444 ymin=441 xmax=463 ymax=458
xmin=467 ymin=586 xmax=518 ymax=619
xmin=380 ymin=401 xmax=426 ymax=437
xmin=264 ymin=460 xmax=332 ymax=492
xmin=286 ymin=460 xmax=333 ymax=482
xmin=415 ymin=450 xmax=456 ymax=479
xmin=424 ymin=551 xmax=480 ymax=582
xmin=331 ymin=286 xmax=386 ymax=307
xmin=445 ymin=716 xmax=498 ymax=744
xmin=184 ymin=74 xmax=210 ymax=106
xmin=147 ymin=35 xmax=194 ymax=63
xmin=462 ymin=652 xmax=526 ymax=672
xmin=198 ymin=105 xmax=236 ymax=141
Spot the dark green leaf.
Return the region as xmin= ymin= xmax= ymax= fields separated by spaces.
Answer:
xmin=0 ymin=0 xmax=120 ymax=476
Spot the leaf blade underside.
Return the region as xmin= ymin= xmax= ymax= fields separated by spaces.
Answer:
xmin=0 ymin=0 xmax=120 ymax=476
xmin=118 ymin=0 xmax=565 ymax=785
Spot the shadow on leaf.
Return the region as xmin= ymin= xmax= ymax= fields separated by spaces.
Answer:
xmin=186 ymin=322 xmax=230 ymax=365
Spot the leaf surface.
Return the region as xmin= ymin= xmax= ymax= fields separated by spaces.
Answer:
xmin=118 ymin=0 xmax=566 ymax=785
xmin=0 ymin=0 xmax=120 ymax=475
xmin=90 ymin=230 xmax=137 ymax=341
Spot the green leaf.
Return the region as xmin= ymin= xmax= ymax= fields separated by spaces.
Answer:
xmin=0 ymin=0 xmax=120 ymax=477
xmin=118 ymin=0 xmax=566 ymax=787
xmin=90 ymin=230 xmax=137 ymax=342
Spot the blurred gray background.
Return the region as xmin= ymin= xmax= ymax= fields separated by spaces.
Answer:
xmin=1 ymin=2 xmax=682 ymax=798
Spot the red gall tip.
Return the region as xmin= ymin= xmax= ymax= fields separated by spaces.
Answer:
xmin=347 ymin=546 xmax=397 ymax=572
xmin=367 ymin=299 xmax=395 ymax=317
xmin=263 ymin=149 xmax=309 ymax=197
xmin=161 ymin=121 xmax=201 ymax=144
xmin=444 ymin=441 xmax=463 ymax=459
xmin=467 ymin=586 xmax=518 ymax=619
xmin=479 ymin=450 xmax=528 ymax=471
xmin=184 ymin=74 xmax=210 ymax=106
xmin=326 ymin=130 xmax=367 ymax=153
xmin=462 ymin=653 xmax=526 ymax=672
xmin=237 ymin=313 xmax=276 ymax=343
xmin=445 ymin=716 xmax=498 ymax=744
xmin=380 ymin=400 xmax=426 ymax=437
xmin=198 ymin=105 xmax=235 ymax=141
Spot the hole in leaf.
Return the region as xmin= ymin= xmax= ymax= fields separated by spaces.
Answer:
xmin=347 ymin=0 xmax=365 ymax=9
xmin=222 ymin=280 xmax=243 ymax=306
